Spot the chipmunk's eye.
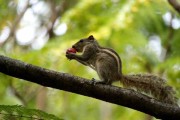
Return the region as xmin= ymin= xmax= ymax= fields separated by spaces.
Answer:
xmin=80 ymin=39 xmax=83 ymax=42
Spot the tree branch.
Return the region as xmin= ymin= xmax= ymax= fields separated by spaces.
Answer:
xmin=0 ymin=55 xmax=179 ymax=119
xmin=168 ymin=0 xmax=180 ymax=13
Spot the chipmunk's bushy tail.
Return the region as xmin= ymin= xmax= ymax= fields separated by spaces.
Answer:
xmin=122 ymin=74 xmax=177 ymax=105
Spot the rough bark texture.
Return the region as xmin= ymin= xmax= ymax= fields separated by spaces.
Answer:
xmin=0 ymin=55 xmax=179 ymax=119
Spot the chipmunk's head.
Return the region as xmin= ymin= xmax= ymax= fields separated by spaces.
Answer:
xmin=72 ymin=35 xmax=98 ymax=52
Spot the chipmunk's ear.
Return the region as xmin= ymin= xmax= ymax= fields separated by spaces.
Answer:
xmin=88 ymin=35 xmax=94 ymax=40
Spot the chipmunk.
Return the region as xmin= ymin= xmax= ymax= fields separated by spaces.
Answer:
xmin=66 ymin=35 xmax=177 ymax=105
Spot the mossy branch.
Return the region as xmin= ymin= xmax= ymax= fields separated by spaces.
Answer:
xmin=0 ymin=55 xmax=179 ymax=119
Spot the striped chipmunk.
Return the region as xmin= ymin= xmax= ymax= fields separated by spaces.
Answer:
xmin=66 ymin=35 xmax=177 ymax=105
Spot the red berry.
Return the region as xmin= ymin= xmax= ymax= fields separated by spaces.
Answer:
xmin=66 ymin=48 xmax=76 ymax=54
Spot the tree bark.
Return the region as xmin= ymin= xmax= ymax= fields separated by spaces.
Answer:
xmin=0 ymin=55 xmax=179 ymax=119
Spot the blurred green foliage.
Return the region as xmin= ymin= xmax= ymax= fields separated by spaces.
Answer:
xmin=0 ymin=105 xmax=62 ymax=120
xmin=0 ymin=0 xmax=180 ymax=120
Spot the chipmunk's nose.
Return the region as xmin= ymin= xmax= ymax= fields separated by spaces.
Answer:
xmin=72 ymin=45 xmax=75 ymax=48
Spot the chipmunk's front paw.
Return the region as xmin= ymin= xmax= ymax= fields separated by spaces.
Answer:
xmin=66 ymin=53 xmax=75 ymax=60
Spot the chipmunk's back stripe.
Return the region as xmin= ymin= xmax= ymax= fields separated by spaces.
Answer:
xmin=98 ymin=47 xmax=122 ymax=74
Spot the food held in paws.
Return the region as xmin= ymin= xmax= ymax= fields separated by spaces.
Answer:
xmin=66 ymin=48 xmax=76 ymax=54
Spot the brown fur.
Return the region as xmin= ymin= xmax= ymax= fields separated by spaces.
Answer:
xmin=122 ymin=74 xmax=177 ymax=105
